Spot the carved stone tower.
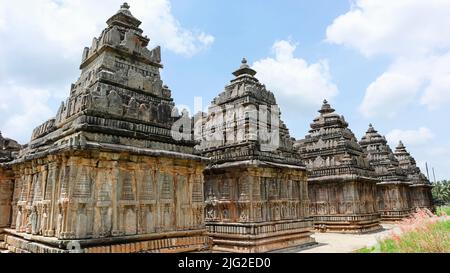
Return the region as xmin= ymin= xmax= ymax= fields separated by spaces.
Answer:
xmin=394 ymin=141 xmax=434 ymax=211
xmin=1 ymin=3 xmax=209 ymax=253
xmin=359 ymin=124 xmax=412 ymax=222
xmin=197 ymin=59 xmax=315 ymax=253
xmin=296 ymin=100 xmax=382 ymax=233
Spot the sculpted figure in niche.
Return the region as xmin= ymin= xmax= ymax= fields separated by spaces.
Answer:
xmin=89 ymin=87 xmax=108 ymax=111
xmin=107 ymin=90 xmax=123 ymax=115
xmin=128 ymin=69 xmax=145 ymax=90
xmin=30 ymin=207 xmax=38 ymax=235
xmin=126 ymin=97 xmax=139 ymax=118
xmin=15 ymin=207 xmax=22 ymax=232
xmin=138 ymin=104 xmax=150 ymax=122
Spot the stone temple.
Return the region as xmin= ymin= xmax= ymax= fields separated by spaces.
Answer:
xmin=0 ymin=2 xmax=436 ymax=253
xmin=0 ymin=3 xmax=210 ymax=253
xmin=295 ymin=100 xmax=382 ymax=233
xmin=197 ymin=59 xmax=315 ymax=253
xmin=359 ymin=124 xmax=412 ymax=222
xmin=394 ymin=141 xmax=433 ymax=211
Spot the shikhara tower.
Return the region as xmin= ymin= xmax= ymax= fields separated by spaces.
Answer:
xmin=296 ymin=100 xmax=382 ymax=233
xmin=0 ymin=3 xmax=209 ymax=253
xmin=198 ymin=59 xmax=315 ymax=253
xmin=359 ymin=124 xmax=412 ymax=221
xmin=394 ymin=141 xmax=434 ymax=211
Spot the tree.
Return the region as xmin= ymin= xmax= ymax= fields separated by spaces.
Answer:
xmin=432 ymin=180 xmax=450 ymax=206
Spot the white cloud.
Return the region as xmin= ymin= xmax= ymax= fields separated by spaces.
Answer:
xmin=0 ymin=82 xmax=54 ymax=144
xmin=359 ymin=71 xmax=421 ymax=118
xmin=252 ymin=40 xmax=338 ymax=114
xmin=327 ymin=0 xmax=450 ymax=58
xmin=386 ymin=127 xmax=434 ymax=147
xmin=0 ymin=0 xmax=213 ymax=143
xmin=1 ymin=0 xmax=213 ymax=59
xmin=327 ymin=0 xmax=450 ymax=115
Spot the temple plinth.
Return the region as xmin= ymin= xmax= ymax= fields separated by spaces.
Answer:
xmin=197 ymin=59 xmax=315 ymax=253
xmin=1 ymin=3 xmax=210 ymax=253
xmin=394 ymin=142 xmax=434 ymax=212
xmin=359 ymin=125 xmax=412 ymax=222
xmin=296 ymin=100 xmax=382 ymax=233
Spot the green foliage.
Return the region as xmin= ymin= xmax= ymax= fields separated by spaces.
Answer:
xmin=436 ymin=206 xmax=450 ymax=216
xmin=432 ymin=180 xmax=450 ymax=206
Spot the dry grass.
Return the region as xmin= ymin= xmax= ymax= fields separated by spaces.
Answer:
xmin=357 ymin=208 xmax=450 ymax=253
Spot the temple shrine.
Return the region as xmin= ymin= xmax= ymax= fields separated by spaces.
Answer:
xmin=394 ymin=142 xmax=434 ymax=211
xmin=197 ymin=59 xmax=315 ymax=252
xmin=359 ymin=124 xmax=412 ymax=222
xmin=296 ymin=100 xmax=382 ymax=233
xmin=0 ymin=3 xmax=209 ymax=253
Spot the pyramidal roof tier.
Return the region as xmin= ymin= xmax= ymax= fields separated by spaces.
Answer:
xmin=197 ymin=59 xmax=302 ymax=167
xmin=359 ymin=124 xmax=408 ymax=184
xmin=81 ymin=3 xmax=157 ymax=70
xmin=12 ymin=3 xmax=202 ymax=163
xmin=297 ymin=100 xmax=376 ymax=180
xmin=394 ymin=141 xmax=431 ymax=186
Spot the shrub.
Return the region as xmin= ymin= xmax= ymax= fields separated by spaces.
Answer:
xmin=358 ymin=208 xmax=450 ymax=253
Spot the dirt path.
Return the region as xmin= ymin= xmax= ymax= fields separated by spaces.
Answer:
xmin=271 ymin=224 xmax=397 ymax=253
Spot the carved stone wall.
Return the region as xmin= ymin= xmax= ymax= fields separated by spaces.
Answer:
xmin=4 ymin=150 xmax=207 ymax=253
xmin=204 ymin=164 xmax=314 ymax=253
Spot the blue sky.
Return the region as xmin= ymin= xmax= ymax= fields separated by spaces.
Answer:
xmin=1 ymin=0 xmax=449 ymax=180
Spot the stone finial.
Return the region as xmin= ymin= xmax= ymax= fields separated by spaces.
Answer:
xmin=121 ymin=2 xmax=130 ymax=9
xmin=319 ymin=99 xmax=335 ymax=115
xmin=232 ymin=57 xmax=257 ymax=77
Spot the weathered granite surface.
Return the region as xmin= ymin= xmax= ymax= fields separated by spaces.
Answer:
xmin=394 ymin=141 xmax=434 ymax=211
xmin=296 ymin=100 xmax=382 ymax=233
xmin=1 ymin=3 xmax=210 ymax=253
xmin=197 ymin=59 xmax=315 ymax=253
xmin=359 ymin=125 xmax=412 ymax=222
xmin=0 ymin=132 xmax=21 ymax=163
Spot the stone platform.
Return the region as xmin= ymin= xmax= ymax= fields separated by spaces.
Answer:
xmin=313 ymin=213 xmax=382 ymax=233
xmin=207 ymin=219 xmax=315 ymax=253
xmin=4 ymin=229 xmax=210 ymax=253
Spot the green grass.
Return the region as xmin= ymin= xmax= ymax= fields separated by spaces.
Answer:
xmin=357 ymin=220 xmax=450 ymax=253
xmin=436 ymin=205 xmax=450 ymax=216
